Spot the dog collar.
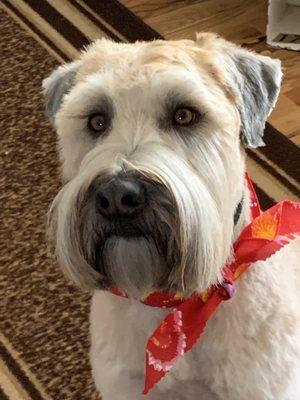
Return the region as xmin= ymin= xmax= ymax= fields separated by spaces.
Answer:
xmin=109 ymin=174 xmax=300 ymax=395
xmin=234 ymin=195 xmax=244 ymax=225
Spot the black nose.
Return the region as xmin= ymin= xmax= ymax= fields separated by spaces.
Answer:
xmin=96 ymin=177 xmax=146 ymax=217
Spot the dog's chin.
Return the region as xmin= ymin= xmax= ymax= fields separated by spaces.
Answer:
xmin=98 ymin=235 xmax=170 ymax=299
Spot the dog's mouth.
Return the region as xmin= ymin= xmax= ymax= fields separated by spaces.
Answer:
xmin=93 ymin=215 xmax=175 ymax=267
xmin=98 ymin=214 xmax=154 ymax=239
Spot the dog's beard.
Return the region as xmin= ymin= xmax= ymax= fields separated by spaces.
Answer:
xmin=49 ymin=140 xmax=238 ymax=297
xmin=77 ymin=180 xmax=179 ymax=298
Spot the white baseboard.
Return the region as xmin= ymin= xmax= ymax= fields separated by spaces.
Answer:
xmin=267 ymin=0 xmax=300 ymax=50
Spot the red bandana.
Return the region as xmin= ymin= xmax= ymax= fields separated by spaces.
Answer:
xmin=109 ymin=174 xmax=300 ymax=395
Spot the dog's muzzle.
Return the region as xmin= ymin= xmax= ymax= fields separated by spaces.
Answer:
xmin=86 ymin=173 xmax=168 ymax=239
xmin=79 ymin=172 xmax=179 ymax=291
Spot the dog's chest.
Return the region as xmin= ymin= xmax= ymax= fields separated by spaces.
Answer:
xmin=90 ymin=241 xmax=300 ymax=399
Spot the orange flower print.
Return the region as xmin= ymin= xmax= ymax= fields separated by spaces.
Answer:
xmin=233 ymin=264 xmax=248 ymax=280
xmin=251 ymin=212 xmax=278 ymax=240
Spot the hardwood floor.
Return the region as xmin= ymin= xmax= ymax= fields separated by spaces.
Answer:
xmin=121 ymin=0 xmax=300 ymax=145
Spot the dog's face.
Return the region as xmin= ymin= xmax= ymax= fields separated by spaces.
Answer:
xmin=44 ymin=34 xmax=281 ymax=298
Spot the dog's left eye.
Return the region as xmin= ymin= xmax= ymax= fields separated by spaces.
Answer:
xmin=173 ymin=107 xmax=198 ymax=126
xmin=88 ymin=113 xmax=109 ymax=134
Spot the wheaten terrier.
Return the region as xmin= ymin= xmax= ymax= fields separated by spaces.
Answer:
xmin=43 ymin=33 xmax=300 ymax=400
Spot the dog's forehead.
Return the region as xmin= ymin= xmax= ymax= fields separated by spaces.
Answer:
xmin=70 ymin=38 xmax=233 ymax=108
xmin=77 ymin=39 xmax=213 ymax=84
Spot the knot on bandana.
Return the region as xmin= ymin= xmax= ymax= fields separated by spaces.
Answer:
xmin=108 ymin=173 xmax=300 ymax=395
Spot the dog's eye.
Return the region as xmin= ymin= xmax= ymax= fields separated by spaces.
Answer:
xmin=88 ymin=113 xmax=109 ymax=134
xmin=173 ymin=108 xmax=198 ymax=126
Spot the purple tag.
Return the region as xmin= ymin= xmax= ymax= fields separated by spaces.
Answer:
xmin=221 ymin=282 xmax=236 ymax=299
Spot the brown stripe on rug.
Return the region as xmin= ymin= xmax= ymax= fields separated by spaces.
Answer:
xmin=1 ymin=0 xmax=80 ymax=61
xmin=252 ymin=184 xmax=275 ymax=210
xmin=0 ymin=340 xmax=45 ymax=400
xmin=246 ymin=150 xmax=300 ymax=198
xmin=22 ymin=0 xmax=90 ymax=49
xmin=1 ymin=0 xmax=70 ymax=62
xmin=246 ymin=157 xmax=298 ymax=203
xmin=67 ymin=0 xmax=122 ymax=42
xmin=80 ymin=0 xmax=163 ymax=41
xmin=0 ymin=387 xmax=10 ymax=400
xmin=260 ymin=123 xmax=300 ymax=184
xmin=0 ymin=348 xmax=33 ymax=400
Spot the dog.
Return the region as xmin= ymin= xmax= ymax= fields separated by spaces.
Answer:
xmin=43 ymin=33 xmax=300 ymax=400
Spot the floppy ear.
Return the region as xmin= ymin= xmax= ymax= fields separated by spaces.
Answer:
xmin=231 ymin=49 xmax=282 ymax=147
xmin=196 ymin=33 xmax=282 ymax=148
xmin=42 ymin=60 xmax=82 ymax=126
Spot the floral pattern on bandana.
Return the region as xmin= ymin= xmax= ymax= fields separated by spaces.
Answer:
xmin=147 ymin=310 xmax=186 ymax=372
xmin=251 ymin=212 xmax=278 ymax=240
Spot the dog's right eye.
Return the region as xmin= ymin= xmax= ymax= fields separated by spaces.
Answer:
xmin=172 ymin=107 xmax=200 ymax=127
xmin=88 ymin=113 xmax=109 ymax=134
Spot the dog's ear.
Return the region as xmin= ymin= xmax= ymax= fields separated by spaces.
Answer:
xmin=229 ymin=49 xmax=282 ymax=148
xmin=42 ymin=60 xmax=82 ymax=126
xmin=196 ymin=33 xmax=282 ymax=148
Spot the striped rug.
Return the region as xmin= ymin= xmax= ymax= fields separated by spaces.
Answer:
xmin=0 ymin=1 xmax=299 ymax=399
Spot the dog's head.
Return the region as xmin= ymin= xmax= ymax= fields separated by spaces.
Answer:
xmin=44 ymin=34 xmax=281 ymax=298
